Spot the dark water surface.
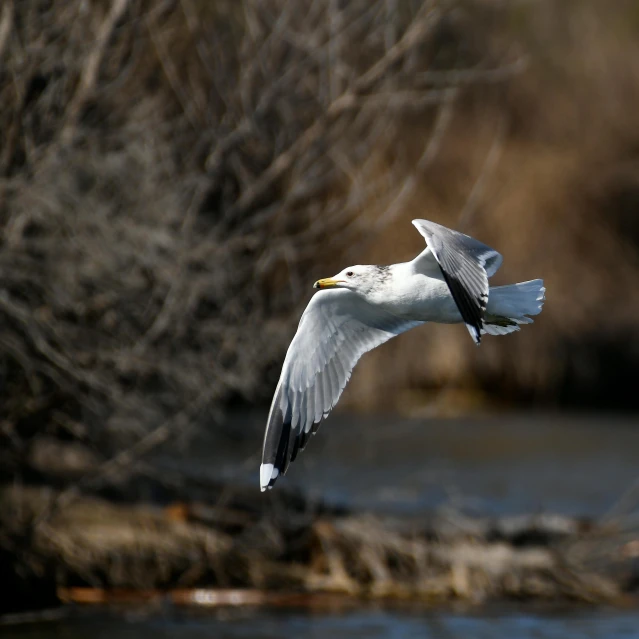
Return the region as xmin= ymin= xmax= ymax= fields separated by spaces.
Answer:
xmin=3 ymin=606 xmax=639 ymax=639
xmin=181 ymin=411 xmax=639 ymax=517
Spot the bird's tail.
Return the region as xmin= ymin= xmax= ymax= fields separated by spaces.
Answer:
xmin=483 ymin=279 xmax=545 ymax=336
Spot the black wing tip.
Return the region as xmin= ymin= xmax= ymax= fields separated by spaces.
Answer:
xmin=260 ymin=462 xmax=280 ymax=491
xmin=467 ymin=323 xmax=482 ymax=346
xmin=260 ymin=422 xmax=320 ymax=491
xmin=261 ymin=389 xmax=329 ymax=491
xmin=261 ymin=410 xmax=292 ymax=491
xmin=440 ymin=269 xmax=486 ymax=340
xmin=260 ymin=420 xmax=289 ymax=492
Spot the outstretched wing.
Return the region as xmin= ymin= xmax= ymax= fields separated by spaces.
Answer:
xmin=261 ymin=289 xmax=422 ymax=491
xmin=412 ymin=219 xmax=502 ymax=345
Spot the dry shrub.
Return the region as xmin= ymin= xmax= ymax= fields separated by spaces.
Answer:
xmin=340 ymin=1 xmax=639 ymax=413
xmin=0 ymin=0 xmax=515 ymax=470
xmin=0 ymin=0 xmax=638 ymax=482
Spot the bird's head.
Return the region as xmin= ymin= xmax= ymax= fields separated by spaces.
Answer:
xmin=313 ymin=265 xmax=388 ymax=297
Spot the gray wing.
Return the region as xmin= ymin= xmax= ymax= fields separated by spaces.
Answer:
xmin=261 ymin=289 xmax=422 ymax=491
xmin=412 ymin=219 xmax=502 ymax=345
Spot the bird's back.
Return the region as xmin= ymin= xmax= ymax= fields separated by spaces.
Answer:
xmin=364 ymin=262 xmax=457 ymax=323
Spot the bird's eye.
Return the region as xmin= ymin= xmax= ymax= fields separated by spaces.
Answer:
xmin=346 ymin=271 xmax=354 ymax=277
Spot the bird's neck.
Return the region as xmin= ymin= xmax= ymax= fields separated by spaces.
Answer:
xmin=362 ymin=263 xmax=410 ymax=306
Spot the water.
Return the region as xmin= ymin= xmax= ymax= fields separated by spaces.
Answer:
xmin=3 ymin=607 xmax=639 ymax=639
xmin=182 ymin=411 xmax=639 ymax=517
xmin=6 ymin=412 xmax=639 ymax=638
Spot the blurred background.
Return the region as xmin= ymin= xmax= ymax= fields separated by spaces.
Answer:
xmin=2 ymin=1 xmax=639 ymax=637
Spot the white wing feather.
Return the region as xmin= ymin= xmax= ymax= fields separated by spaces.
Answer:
xmin=261 ymin=289 xmax=422 ymax=490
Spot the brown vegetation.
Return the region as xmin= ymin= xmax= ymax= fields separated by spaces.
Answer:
xmin=1 ymin=2 xmax=639 ymax=471
xmin=0 ymin=0 xmax=492 ymax=468
xmin=2 ymin=0 xmax=639 ymax=616
xmin=1 ymin=479 xmax=635 ymax=612
xmin=0 ymin=0 xmax=535 ymax=494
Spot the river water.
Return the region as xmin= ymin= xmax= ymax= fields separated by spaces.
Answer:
xmin=199 ymin=411 xmax=639 ymax=518
xmin=3 ymin=606 xmax=639 ymax=639
xmin=4 ymin=412 xmax=639 ymax=638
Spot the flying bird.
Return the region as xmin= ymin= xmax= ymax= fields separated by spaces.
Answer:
xmin=260 ymin=219 xmax=545 ymax=491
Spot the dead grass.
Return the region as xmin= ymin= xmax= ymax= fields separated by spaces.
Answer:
xmin=0 ymin=484 xmax=629 ymax=604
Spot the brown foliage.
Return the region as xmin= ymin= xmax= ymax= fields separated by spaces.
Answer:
xmin=0 ymin=484 xmax=628 ymax=605
xmin=0 ymin=0 xmax=515 ymax=462
xmin=1 ymin=0 xmax=639 ymax=478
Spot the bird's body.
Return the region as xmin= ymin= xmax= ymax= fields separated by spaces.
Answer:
xmin=361 ymin=262 xmax=462 ymax=323
xmin=260 ymin=219 xmax=545 ymax=491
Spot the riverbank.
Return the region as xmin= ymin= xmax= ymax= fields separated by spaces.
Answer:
xmin=4 ymin=413 xmax=639 ymax=617
xmin=1 ymin=476 xmax=637 ymax=617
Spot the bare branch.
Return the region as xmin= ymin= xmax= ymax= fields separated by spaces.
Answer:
xmin=60 ymin=0 xmax=131 ymax=144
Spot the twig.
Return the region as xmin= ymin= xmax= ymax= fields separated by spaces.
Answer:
xmin=32 ymin=388 xmax=215 ymax=528
xmin=372 ymin=86 xmax=458 ymax=231
xmin=60 ymin=0 xmax=130 ymax=144
xmin=0 ymin=0 xmax=14 ymax=61
xmin=414 ymin=57 xmax=530 ymax=87
xmin=227 ymin=3 xmax=441 ymax=220
xmin=457 ymin=112 xmax=507 ymax=230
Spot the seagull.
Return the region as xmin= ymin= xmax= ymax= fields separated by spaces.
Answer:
xmin=260 ymin=218 xmax=545 ymax=491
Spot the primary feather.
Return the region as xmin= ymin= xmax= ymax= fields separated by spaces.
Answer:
xmin=261 ymin=290 xmax=421 ymax=490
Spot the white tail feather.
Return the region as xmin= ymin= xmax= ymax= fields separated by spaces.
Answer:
xmin=483 ymin=279 xmax=545 ymax=336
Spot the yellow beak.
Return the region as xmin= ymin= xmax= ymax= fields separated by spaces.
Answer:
xmin=313 ymin=277 xmax=344 ymax=289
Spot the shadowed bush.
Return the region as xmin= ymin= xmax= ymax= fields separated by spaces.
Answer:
xmin=1 ymin=0 xmax=639 ymax=476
